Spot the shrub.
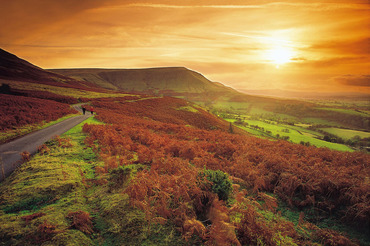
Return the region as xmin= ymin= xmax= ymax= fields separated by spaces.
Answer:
xmin=20 ymin=151 xmax=31 ymax=162
xmin=199 ymin=169 xmax=233 ymax=201
xmin=108 ymin=165 xmax=133 ymax=190
xmin=67 ymin=210 xmax=94 ymax=235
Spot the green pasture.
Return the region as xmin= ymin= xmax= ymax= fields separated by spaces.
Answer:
xmin=316 ymin=107 xmax=369 ymax=117
xmin=320 ymin=127 xmax=370 ymax=140
xmin=227 ymin=119 xmax=353 ymax=152
xmin=303 ymin=117 xmax=339 ymax=126
xmin=249 ymin=107 xmax=272 ymax=115
xmin=287 ymin=125 xmax=325 ymax=138
xmin=212 ymin=101 xmax=251 ymax=111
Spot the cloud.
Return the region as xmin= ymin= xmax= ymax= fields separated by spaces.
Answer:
xmin=292 ymin=56 xmax=369 ymax=67
xmin=290 ymin=57 xmax=307 ymax=61
xmin=333 ymin=75 xmax=370 ymax=87
xmin=311 ymin=38 xmax=370 ymax=55
xmin=102 ymin=1 xmax=370 ymax=11
xmin=0 ymin=0 xmax=109 ymax=44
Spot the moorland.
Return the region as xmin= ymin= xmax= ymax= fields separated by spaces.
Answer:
xmin=0 ymin=48 xmax=369 ymax=245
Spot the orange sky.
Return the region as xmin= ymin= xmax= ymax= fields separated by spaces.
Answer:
xmin=1 ymin=0 xmax=369 ymax=94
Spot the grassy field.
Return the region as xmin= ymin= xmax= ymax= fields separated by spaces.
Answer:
xmin=317 ymin=107 xmax=370 ymax=117
xmin=227 ymin=118 xmax=353 ymax=152
xmin=212 ymin=101 xmax=251 ymax=111
xmin=320 ymin=127 xmax=370 ymax=140
xmin=302 ymin=117 xmax=341 ymax=126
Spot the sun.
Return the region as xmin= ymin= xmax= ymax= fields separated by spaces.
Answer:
xmin=266 ymin=46 xmax=294 ymax=68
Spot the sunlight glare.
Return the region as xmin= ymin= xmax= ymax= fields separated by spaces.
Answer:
xmin=266 ymin=46 xmax=294 ymax=67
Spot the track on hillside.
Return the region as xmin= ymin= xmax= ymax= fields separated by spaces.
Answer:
xmin=0 ymin=104 xmax=92 ymax=182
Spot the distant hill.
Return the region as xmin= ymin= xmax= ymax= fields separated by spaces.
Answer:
xmin=0 ymin=48 xmax=73 ymax=83
xmin=49 ymin=67 xmax=237 ymax=95
xmin=0 ymin=48 xmax=99 ymax=90
xmin=49 ymin=67 xmax=290 ymax=107
xmin=49 ymin=67 xmax=369 ymax=130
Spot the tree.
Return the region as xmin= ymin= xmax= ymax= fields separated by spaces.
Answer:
xmin=323 ymin=135 xmax=331 ymax=142
xmin=0 ymin=84 xmax=11 ymax=94
xmin=229 ymin=122 xmax=234 ymax=134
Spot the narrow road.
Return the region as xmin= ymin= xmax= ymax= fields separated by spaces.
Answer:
xmin=0 ymin=103 xmax=92 ymax=182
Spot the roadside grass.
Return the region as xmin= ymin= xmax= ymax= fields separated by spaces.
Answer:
xmin=320 ymin=127 xmax=370 ymax=140
xmin=0 ymin=113 xmax=79 ymax=144
xmin=0 ymin=116 xmax=187 ymax=245
xmin=0 ymin=117 xmax=100 ymax=245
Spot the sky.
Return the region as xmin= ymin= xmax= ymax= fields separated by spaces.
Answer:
xmin=0 ymin=0 xmax=369 ymax=94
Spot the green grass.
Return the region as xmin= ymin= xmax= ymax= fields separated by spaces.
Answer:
xmin=286 ymin=125 xmax=325 ymax=138
xmin=320 ymin=127 xmax=370 ymax=140
xmin=303 ymin=117 xmax=340 ymax=126
xmin=249 ymin=107 xmax=271 ymax=115
xmin=317 ymin=107 xmax=370 ymax=117
xmin=0 ymin=116 xmax=188 ymax=245
xmin=212 ymin=101 xmax=251 ymax=111
xmin=277 ymin=202 xmax=370 ymax=246
xmin=227 ymin=119 xmax=353 ymax=152
xmin=176 ymin=105 xmax=198 ymax=113
xmin=0 ymin=117 xmax=99 ymax=245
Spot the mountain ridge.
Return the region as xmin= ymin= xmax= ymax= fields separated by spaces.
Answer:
xmin=0 ymin=48 xmax=73 ymax=83
xmin=0 ymin=48 xmax=101 ymax=90
xmin=49 ymin=67 xmax=237 ymax=95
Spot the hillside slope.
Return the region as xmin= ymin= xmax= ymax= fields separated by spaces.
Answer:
xmin=50 ymin=67 xmax=370 ymax=131
xmin=49 ymin=67 xmax=290 ymax=110
xmin=0 ymin=48 xmax=73 ymax=83
xmin=0 ymin=48 xmax=100 ymax=90
xmin=50 ymin=67 xmax=236 ymax=94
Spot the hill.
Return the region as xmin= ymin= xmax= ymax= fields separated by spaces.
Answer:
xmin=0 ymin=48 xmax=71 ymax=83
xmin=50 ymin=67 xmax=236 ymax=94
xmin=0 ymin=48 xmax=100 ymax=90
xmin=50 ymin=67 xmax=370 ymax=133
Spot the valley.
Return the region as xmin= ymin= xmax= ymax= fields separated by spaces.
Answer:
xmin=51 ymin=67 xmax=370 ymax=152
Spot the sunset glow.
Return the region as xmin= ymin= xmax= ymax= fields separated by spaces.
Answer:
xmin=266 ymin=46 xmax=295 ymax=68
xmin=0 ymin=0 xmax=369 ymax=93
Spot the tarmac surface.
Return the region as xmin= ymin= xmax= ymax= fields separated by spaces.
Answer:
xmin=0 ymin=104 xmax=92 ymax=182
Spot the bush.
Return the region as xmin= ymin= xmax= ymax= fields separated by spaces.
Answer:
xmin=67 ymin=210 xmax=94 ymax=235
xmin=108 ymin=165 xmax=134 ymax=190
xmin=199 ymin=169 xmax=233 ymax=201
